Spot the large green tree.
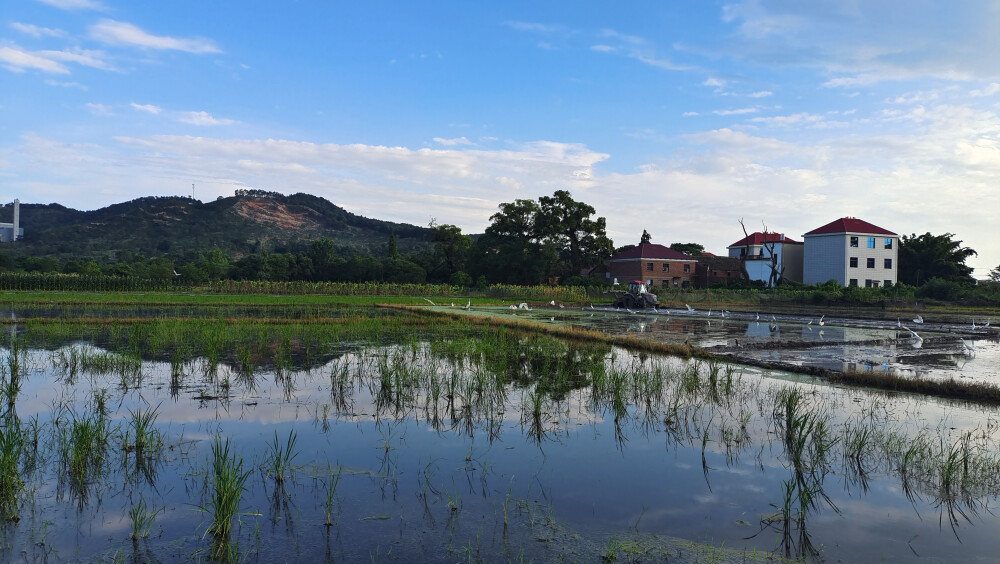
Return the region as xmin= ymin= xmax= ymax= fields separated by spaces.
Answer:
xmin=471 ymin=191 xmax=612 ymax=284
xmin=429 ymin=222 xmax=472 ymax=282
xmin=898 ymin=232 xmax=977 ymax=285
xmin=537 ymin=190 xmax=615 ymax=276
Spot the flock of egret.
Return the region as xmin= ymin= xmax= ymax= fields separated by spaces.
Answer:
xmin=420 ymin=298 xmax=991 ymax=360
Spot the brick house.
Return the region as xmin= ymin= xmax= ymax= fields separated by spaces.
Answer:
xmin=693 ymin=254 xmax=744 ymax=287
xmin=605 ymin=242 xmax=698 ymax=288
xmin=802 ymin=217 xmax=898 ymax=287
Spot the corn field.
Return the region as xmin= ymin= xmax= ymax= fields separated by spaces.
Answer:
xmin=0 ymin=273 xmax=177 ymax=292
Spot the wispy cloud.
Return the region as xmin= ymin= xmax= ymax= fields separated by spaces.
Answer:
xmin=35 ymin=0 xmax=105 ymax=10
xmin=0 ymin=43 xmax=113 ymax=74
xmin=592 ymin=28 xmax=691 ymax=72
xmin=176 ymin=111 xmax=233 ymax=126
xmin=84 ymin=102 xmax=112 ymax=116
xmin=433 ymin=136 xmax=473 ymax=147
xmin=503 ymin=21 xmax=571 ymax=35
xmin=89 ymin=19 xmax=221 ymax=54
xmin=713 ymin=107 xmax=759 ymax=116
xmin=10 ymin=22 xmax=66 ymax=38
xmin=0 ymin=45 xmax=69 ymax=73
xmin=131 ymin=102 xmax=161 ymax=114
xmin=44 ymin=79 xmax=86 ymax=89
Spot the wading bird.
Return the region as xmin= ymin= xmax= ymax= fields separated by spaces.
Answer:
xmin=913 ymin=315 xmax=924 ymax=324
xmin=422 ymin=298 xmax=437 ymax=306
xmin=961 ymin=338 xmax=976 ymax=354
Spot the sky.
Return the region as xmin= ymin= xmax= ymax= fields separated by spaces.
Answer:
xmin=2 ymin=1 xmax=999 ymax=276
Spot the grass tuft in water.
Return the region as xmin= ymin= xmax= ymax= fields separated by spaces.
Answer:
xmin=263 ymin=429 xmax=299 ymax=484
xmin=205 ymin=437 xmax=251 ymax=542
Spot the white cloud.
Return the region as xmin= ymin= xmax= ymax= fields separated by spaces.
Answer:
xmin=593 ymin=28 xmax=692 ymax=72
xmin=713 ymin=107 xmax=759 ymax=116
xmin=750 ymin=112 xmax=825 ymax=127
xmin=0 ymin=44 xmax=113 ymax=74
xmin=0 ymin=45 xmax=69 ymax=73
xmin=176 ymin=111 xmax=234 ymax=126
xmin=720 ymin=1 xmax=1000 ymax=86
xmin=89 ymin=19 xmax=221 ymax=54
xmin=703 ymin=77 xmax=726 ymax=87
xmin=35 ymin=0 xmax=104 ymax=10
xmin=748 ymin=90 xmax=772 ymax=98
xmin=84 ymin=102 xmax=112 ymax=116
xmin=433 ymin=136 xmax=473 ymax=146
xmin=40 ymin=47 xmax=114 ymax=70
xmin=131 ymin=102 xmax=161 ymax=114
xmin=10 ymin=22 xmax=66 ymax=38
xmin=44 ymin=79 xmax=86 ymax=89
xmin=970 ymin=83 xmax=1000 ymax=97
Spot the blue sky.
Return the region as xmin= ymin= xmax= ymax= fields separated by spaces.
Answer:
xmin=2 ymin=0 xmax=999 ymax=275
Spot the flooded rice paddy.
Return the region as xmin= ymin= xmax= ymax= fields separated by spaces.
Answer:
xmin=2 ymin=304 xmax=1000 ymax=562
xmin=470 ymin=305 xmax=1000 ymax=385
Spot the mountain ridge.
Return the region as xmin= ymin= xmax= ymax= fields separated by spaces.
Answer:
xmin=0 ymin=192 xmax=433 ymax=262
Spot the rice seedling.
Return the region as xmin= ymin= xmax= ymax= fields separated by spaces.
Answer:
xmin=124 ymin=404 xmax=162 ymax=454
xmin=323 ymin=463 xmax=343 ymax=527
xmin=262 ymin=429 xmax=299 ymax=484
xmin=128 ymin=497 xmax=161 ymax=540
xmin=204 ymin=437 xmax=252 ymax=542
xmin=0 ymin=418 xmax=24 ymax=521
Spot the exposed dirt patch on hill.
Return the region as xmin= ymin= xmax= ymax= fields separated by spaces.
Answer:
xmin=232 ymin=198 xmax=321 ymax=230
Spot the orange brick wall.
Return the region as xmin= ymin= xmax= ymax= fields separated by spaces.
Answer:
xmin=607 ymin=259 xmax=697 ymax=288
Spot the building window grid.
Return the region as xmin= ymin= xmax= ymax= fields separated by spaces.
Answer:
xmin=867 ymin=237 xmax=876 ymax=248
xmin=884 ymin=258 xmax=892 ymax=269
xmin=849 ymin=279 xmax=858 ymax=287
xmin=662 ymin=263 xmax=669 ymax=272
xmin=849 ymin=257 xmax=858 ymax=268
xmin=866 ymin=258 xmax=875 ymax=269
xmin=884 ymin=238 xmax=893 ymax=249
xmin=646 ymin=262 xmax=653 ymax=272
xmin=850 ymin=236 xmax=859 ymax=248
xmin=683 ymin=264 xmax=690 ymax=273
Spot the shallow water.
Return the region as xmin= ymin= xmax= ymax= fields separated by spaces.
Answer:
xmin=3 ymin=306 xmax=1000 ymax=563
xmin=470 ymin=305 xmax=1000 ymax=384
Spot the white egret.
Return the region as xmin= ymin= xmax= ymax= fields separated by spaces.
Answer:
xmin=961 ymin=338 xmax=975 ymax=354
xmin=818 ymin=315 xmax=825 ymax=326
xmin=913 ymin=315 xmax=924 ymax=324
xmin=422 ymin=298 xmax=437 ymax=306
xmin=685 ymin=304 xmax=694 ymax=312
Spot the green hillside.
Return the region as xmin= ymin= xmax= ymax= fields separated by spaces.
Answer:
xmin=0 ymin=191 xmax=432 ymax=262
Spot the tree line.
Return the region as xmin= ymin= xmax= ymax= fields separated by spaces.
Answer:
xmin=0 ymin=190 xmax=994 ymax=299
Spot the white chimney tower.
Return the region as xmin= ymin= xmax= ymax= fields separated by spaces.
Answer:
xmin=12 ymin=200 xmax=19 ymax=242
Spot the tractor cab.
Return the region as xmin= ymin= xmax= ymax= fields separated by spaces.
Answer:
xmin=628 ymin=280 xmax=649 ymax=295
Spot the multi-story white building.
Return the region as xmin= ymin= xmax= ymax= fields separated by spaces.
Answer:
xmin=802 ymin=217 xmax=898 ymax=287
xmin=726 ymin=232 xmax=804 ymax=284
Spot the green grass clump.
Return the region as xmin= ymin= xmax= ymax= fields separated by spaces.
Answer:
xmin=263 ymin=430 xmax=299 ymax=484
xmin=205 ymin=437 xmax=251 ymax=542
xmin=0 ymin=419 xmax=24 ymax=521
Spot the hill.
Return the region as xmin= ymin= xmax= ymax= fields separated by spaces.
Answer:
xmin=0 ymin=191 xmax=433 ymax=262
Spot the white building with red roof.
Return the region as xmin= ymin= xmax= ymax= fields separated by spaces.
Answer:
xmin=726 ymin=232 xmax=804 ymax=284
xmin=802 ymin=217 xmax=898 ymax=287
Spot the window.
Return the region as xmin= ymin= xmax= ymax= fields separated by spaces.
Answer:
xmin=662 ymin=263 xmax=669 ymax=272
xmin=646 ymin=262 xmax=653 ymax=272
xmin=884 ymin=280 xmax=892 ymax=287
xmin=872 ymin=280 xmax=880 ymax=287
xmin=849 ymin=279 xmax=858 ymax=287
xmin=867 ymin=237 xmax=876 ymax=248
xmin=865 ymin=279 xmax=873 ymax=287
xmin=884 ymin=238 xmax=893 ymax=249
xmin=884 ymin=258 xmax=892 ymax=269
xmin=849 ymin=257 xmax=858 ymax=268
xmin=683 ymin=264 xmax=691 ymax=273
xmin=850 ymin=236 xmax=859 ymax=247
xmin=867 ymin=258 xmax=875 ymax=269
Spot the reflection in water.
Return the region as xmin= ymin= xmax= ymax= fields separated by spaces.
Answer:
xmin=3 ymin=316 xmax=1000 ymax=561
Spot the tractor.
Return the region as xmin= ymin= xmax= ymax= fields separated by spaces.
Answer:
xmin=612 ymin=280 xmax=660 ymax=309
